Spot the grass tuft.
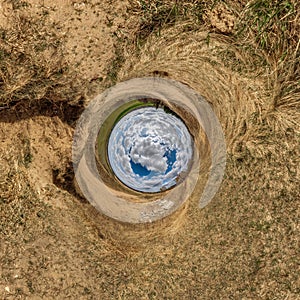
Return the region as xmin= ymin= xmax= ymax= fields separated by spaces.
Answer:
xmin=129 ymin=0 xmax=225 ymax=47
xmin=234 ymin=0 xmax=300 ymax=127
xmin=238 ymin=0 xmax=298 ymax=54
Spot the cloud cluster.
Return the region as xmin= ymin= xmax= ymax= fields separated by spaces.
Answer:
xmin=108 ymin=107 xmax=193 ymax=192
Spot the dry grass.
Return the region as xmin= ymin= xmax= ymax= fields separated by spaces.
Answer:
xmin=115 ymin=1 xmax=299 ymax=297
xmin=120 ymin=24 xmax=263 ymax=157
xmin=236 ymin=0 xmax=300 ymax=134
xmin=0 ymin=11 xmax=86 ymax=110
xmin=120 ymin=0 xmax=300 ymax=157
xmin=0 ymin=0 xmax=299 ymax=299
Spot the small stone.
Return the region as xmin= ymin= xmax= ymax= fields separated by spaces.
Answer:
xmin=73 ymin=3 xmax=85 ymax=11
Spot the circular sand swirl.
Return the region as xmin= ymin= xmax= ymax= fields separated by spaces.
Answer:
xmin=72 ymin=77 xmax=226 ymax=223
xmin=72 ymin=22 xmax=270 ymax=226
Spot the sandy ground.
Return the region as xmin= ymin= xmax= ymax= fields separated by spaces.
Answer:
xmin=0 ymin=0 xmax=299 ymax=299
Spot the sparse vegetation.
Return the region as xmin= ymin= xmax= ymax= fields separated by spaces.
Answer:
xmin=129 ymin=0 xmax=231 ymax=46
xmin=0 ymin=12 xmax=86 ymax=110
xmin=21 ymin=138 xmax=33 ymax=168
xmin=231 ymin=0 xmax=300 ymax=148
xmin=238 ymin=0 xmax=298 ymax=54
xmin=0 ymin=0 xmax=299 ymax=299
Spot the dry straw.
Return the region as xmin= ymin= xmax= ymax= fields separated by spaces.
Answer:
xmin=119 ymin=19 xmax=299 ymax=155
xmin=103 ymin=18 xmax=299 ymax=244
xmin=119 ymin=23 xmax=266 ymax=156
xmin=95 ymin=23 xmax=260 ymax=244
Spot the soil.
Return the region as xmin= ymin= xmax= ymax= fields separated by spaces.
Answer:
xmin=0 ymin=1 xmax=299 ymax=299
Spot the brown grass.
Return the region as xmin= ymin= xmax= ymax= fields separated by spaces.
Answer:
xmin=0 ymin=0 xmax=299 ymax=299
xmin=0 ymin=11 xmax=86 ymax=110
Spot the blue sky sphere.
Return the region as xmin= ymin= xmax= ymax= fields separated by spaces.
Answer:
xmin=107 ymin=107 xmax=193 ymax=192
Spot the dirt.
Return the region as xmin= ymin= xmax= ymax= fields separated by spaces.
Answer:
xmin=0 ymin=0 xmax=299 ymax=299
xmin=205 ymin=3 xmax=235 ymax=33
xmin=23 ymin=0 xmax=131 ymax=82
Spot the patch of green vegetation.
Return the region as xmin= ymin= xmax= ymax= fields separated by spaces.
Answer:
xmin=241 ymin=0 xmax=299 ymax=112
xmin=136 ymin=0 xmax=199 ymax=48
xmin=237 ymin=0 xmax=296 ymax=54
xmin=133 ymin=0 xmax=218 ymax=47
xmin=137 ymin=0 xmax=181 ymax=41
xmin=114 ymin=101 xmax=154 ymax=124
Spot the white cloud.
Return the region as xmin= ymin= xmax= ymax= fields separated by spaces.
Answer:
xmin=108 ymin=107 xmax=193 ymax=192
